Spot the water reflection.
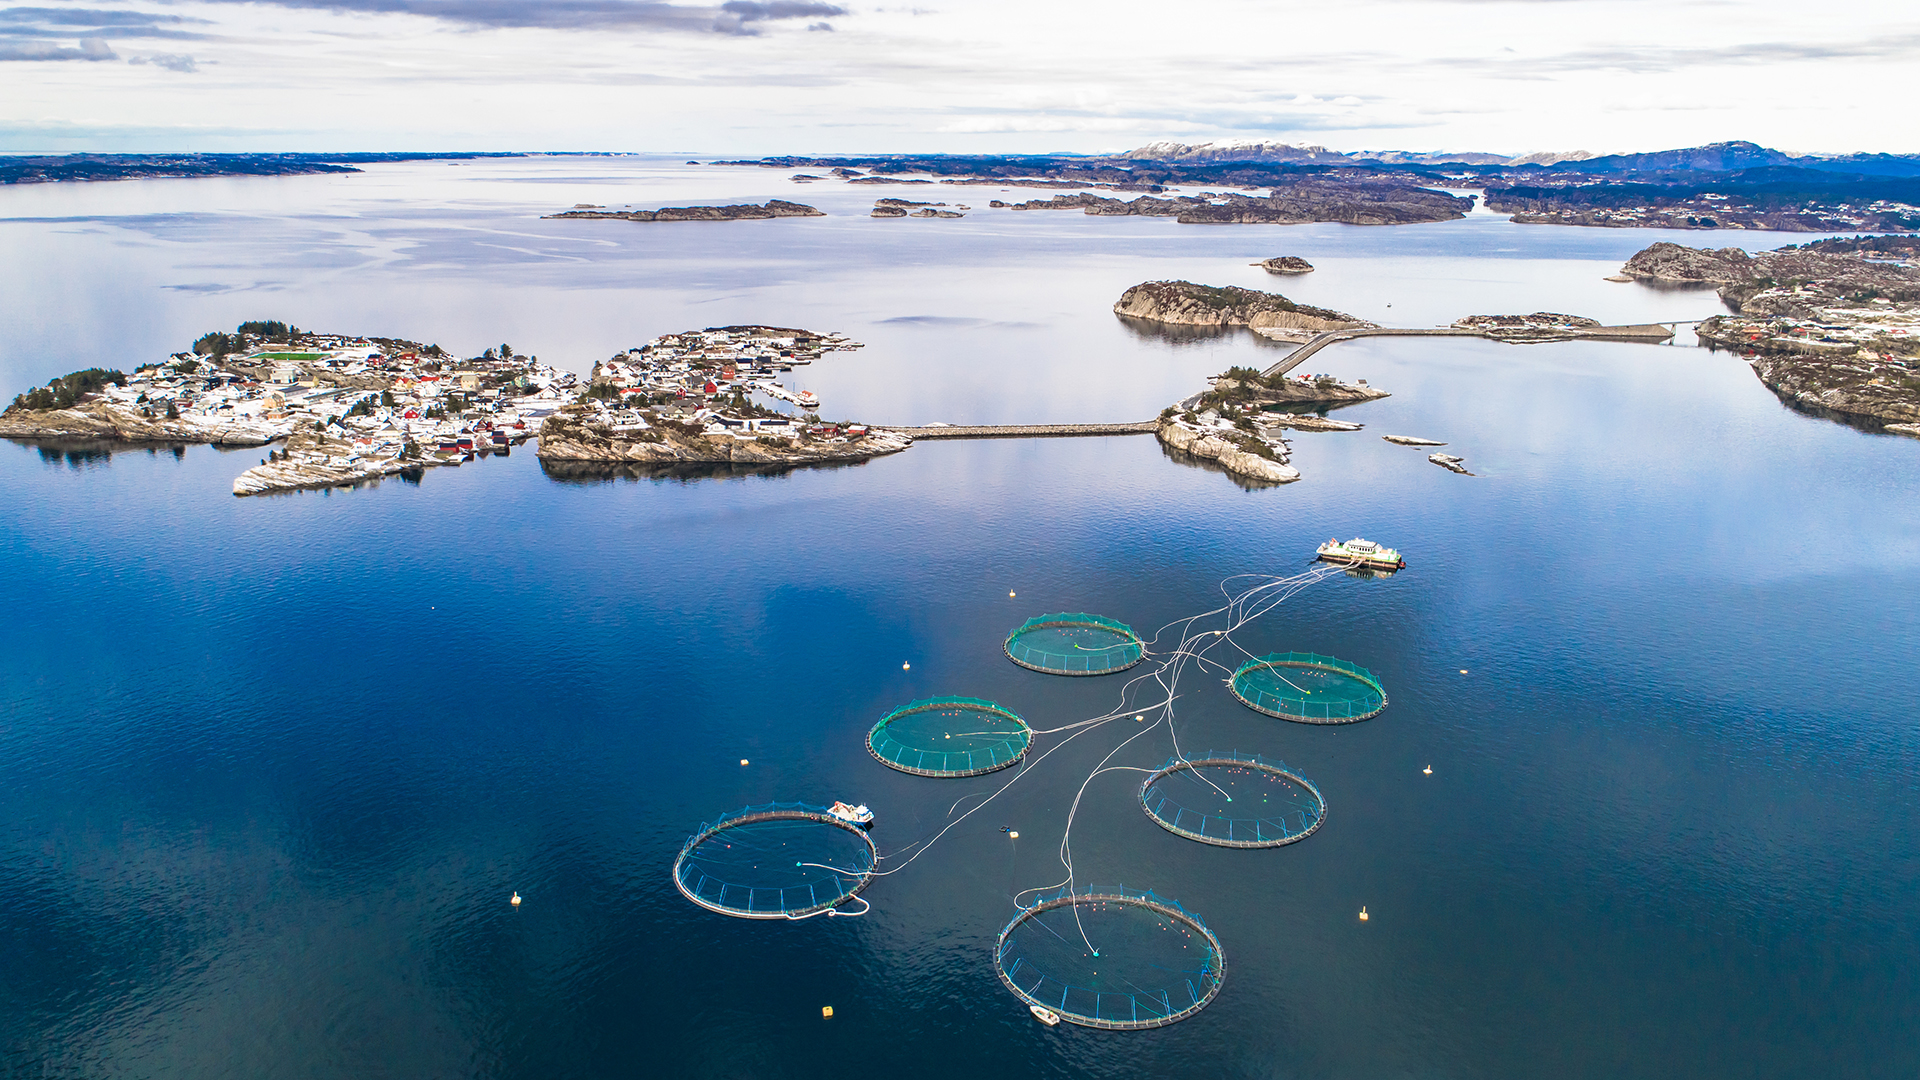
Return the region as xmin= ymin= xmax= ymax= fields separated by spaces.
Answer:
xmin=26 ymin=439 xmax=131 ymax=469
xmin=538 ymin=456 xmax=881 ymax=484
xmin=1112 ymin=314 xmax=1298 ymax=352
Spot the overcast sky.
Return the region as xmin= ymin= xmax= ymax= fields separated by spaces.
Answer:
xmin=2 ymin=0 xmax=1914 ymax=155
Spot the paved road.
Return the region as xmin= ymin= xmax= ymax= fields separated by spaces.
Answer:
xmin=887 ymin=421 xmax=1160 ymax=439
xmin=1262 ymin=323 xmax=1676 ymax=379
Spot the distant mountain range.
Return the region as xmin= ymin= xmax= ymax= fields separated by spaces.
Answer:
xmin=1120 ymin=139 xmax=1920 ymax=177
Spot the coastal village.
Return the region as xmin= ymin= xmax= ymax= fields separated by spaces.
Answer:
xmin=0 ymin=322 xmax=580 ymax=495
xmin=7 ymin=237 xmax=1917 ymax=496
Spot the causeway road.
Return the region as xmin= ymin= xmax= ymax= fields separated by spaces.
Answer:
xmin=1263 ymin=324 xmax=1677 ymax=379
xmin=889 ymin=421 xmax=1160 ymax=439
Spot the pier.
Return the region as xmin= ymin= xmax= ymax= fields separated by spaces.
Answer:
xmin=1262 ymin=323 xmax=1678 ymax=378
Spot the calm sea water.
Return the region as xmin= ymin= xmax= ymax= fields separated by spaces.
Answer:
xmin=4 ymin=159 xmax=1918 ymax=1079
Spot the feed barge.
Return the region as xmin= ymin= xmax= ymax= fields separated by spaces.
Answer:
xmin=1316 ymin=537 xmax=1405 ymax=570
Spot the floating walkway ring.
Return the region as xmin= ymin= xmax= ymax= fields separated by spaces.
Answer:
xmin=1138 ymin=752 xmax=1326 ymax=848
xmin=867 ymin=696 xmax=1031 ymax=778
xmin=1228 ymin=651 xmax=1387 ymax=724
xmin=1004 ymin=613 xmax=1146 ymax=676
xmin=994 ymin=885 xmax=1225 ymax=1030
xmin=672 ymin=802 xmax=878 ymax=920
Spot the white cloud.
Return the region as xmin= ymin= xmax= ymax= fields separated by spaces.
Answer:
xmin=0 ymin=0 xmax=1914 ymax=153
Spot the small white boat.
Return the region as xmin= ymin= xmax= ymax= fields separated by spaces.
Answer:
xmin=1029 ymin=1004 xmax=1061 ymax=1026
xmin=827 ymin=801 xmax=874 ymax=827
xmin=797 ymin=390 xmax=820 ymax=407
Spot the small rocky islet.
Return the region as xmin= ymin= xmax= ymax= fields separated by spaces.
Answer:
xmin=1254 ymin=257 xmax=1314 ymax=275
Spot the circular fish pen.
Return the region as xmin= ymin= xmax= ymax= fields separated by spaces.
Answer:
xmin=867 ymin=696 xmax=1031 ymax=778
xmin=672 ymin=802 xmax=878 ymax=920
xmin=1004 ymin=613 xmax=1146 ymax=676
xmin=1139 ymin=752 xmax=1326 ymax=848
xmin=994 ymin=886 xmax=1225 ymax=1030
xmin=1228 ymin=652 xmax=1387 ymax=724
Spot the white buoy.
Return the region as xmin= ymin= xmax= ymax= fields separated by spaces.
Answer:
xmin=1459 ymin=669 xmax=1469 ymax=674
xmin=1358 ymin=906 xmax=1368 ymax=921
xmin=902 ymin=661 xmax=911 ymax=670
xmin=1423 ymin=765 xmax=1432 ymax=775
xmin=1135 ymin=715 xmax=1145 ymax=722
xmin=1008 ymin=830 xmax=1019 ymax=839
xmin=1009 ymin=590 xmax=1016 ymax=598
xmin=510 ymin=892 xmax=521 ymax=907
xmin=740 ymin=758 xmax=750 ymax=766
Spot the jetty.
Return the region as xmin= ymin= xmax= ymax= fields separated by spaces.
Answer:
xmin=1262 ymin=323 xmax=1678 ymax=378
xmin=891 ymin=421 xmax=1160 ymax=439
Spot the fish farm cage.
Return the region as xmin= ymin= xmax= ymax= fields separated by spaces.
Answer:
xmin=1227 ymin=651 xmax=1387 ymax=724
xmin=672 ymin=802 xmax=878 ymax=920
xmin=1003 ymin=613 xmax=1146 ymax=676
xmin=867 ymin=696 xmax=1032 ymax=778
xmin=1139 ymin=752 xmax=1326 ymax=848
xmin=994 ymin=885 xmax=1225 ymax=1030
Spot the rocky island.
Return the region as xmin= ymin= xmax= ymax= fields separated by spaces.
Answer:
xmin=534 ymin=326 xmax=912 ymax=474
xmin=870 ymin=198 xmax=965 ymax=218
xmin=1255 ymin=257 xmax=1314 ymax=274
xmin=544 ymin=200 xmax=823 ymax=222
xmin=1620 ymin=239 xmax=1920 ymax=427
xmin=1114 ymin=280 xmax=1374 ymax=340
xmin=1151 ymin=363 xmax=1392 ymax=486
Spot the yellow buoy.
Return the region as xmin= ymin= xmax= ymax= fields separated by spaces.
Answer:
xmin=1008 ymin=830 xmax=1019 ymax=839
xmin=822 ymin=1006 xmax=834 ymax=1018
xmin=1136 ymin=715 xmax=1145 ymax=722
xmin=1009 ymin=590 xmax=1016 ymax=598
xmin=1423 ymin=765 xmax=1432 ymax=775
xmin=1459 ymin=669 xmax=1469 ymax=674
xmin=510 ymin=892 xmax=521 ymax=907
xmin=902 ymin=661 xmax=911 ymax=671
xmin=1358 ymin=906 xmax=1368 ymax=921
xmin=740 ymin=758 xmax=750 ymax=766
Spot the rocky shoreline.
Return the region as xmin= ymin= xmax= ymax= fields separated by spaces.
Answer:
xmin=1621 ymin=239 xmax=1920 ymax=427
xmin=535 ymin=407 xmax=912 ymax=466
xmin=1155 ymin=418 xmax=1300 ymax=485
xmin=0 ymin=401 xmax=283 ymax=445
xmin=1113 ymin=280 xmax=1372 ymax=336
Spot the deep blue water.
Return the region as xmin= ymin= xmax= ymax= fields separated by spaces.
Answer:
xmin=4 ymin=160 xmax=1919 ymax=1078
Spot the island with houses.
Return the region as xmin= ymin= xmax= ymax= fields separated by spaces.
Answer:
xmin=2 ymin=322 xmax=910 ymax=494
xmin=534 ymin=326 xmax=914 ymax=474
xmin=2 ymin=321 xmax=579 ymax=495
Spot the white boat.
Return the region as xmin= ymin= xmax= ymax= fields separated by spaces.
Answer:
xmin=1029 ymin=1005 xmax=1061 ymax=1026
xmin=1316 ymin=536 xmax=1405 ymax=570
xmin=797 ymin=390 xmax=820 ymax=407
xmin=827 ymin=801 xmax=874 ymax=826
